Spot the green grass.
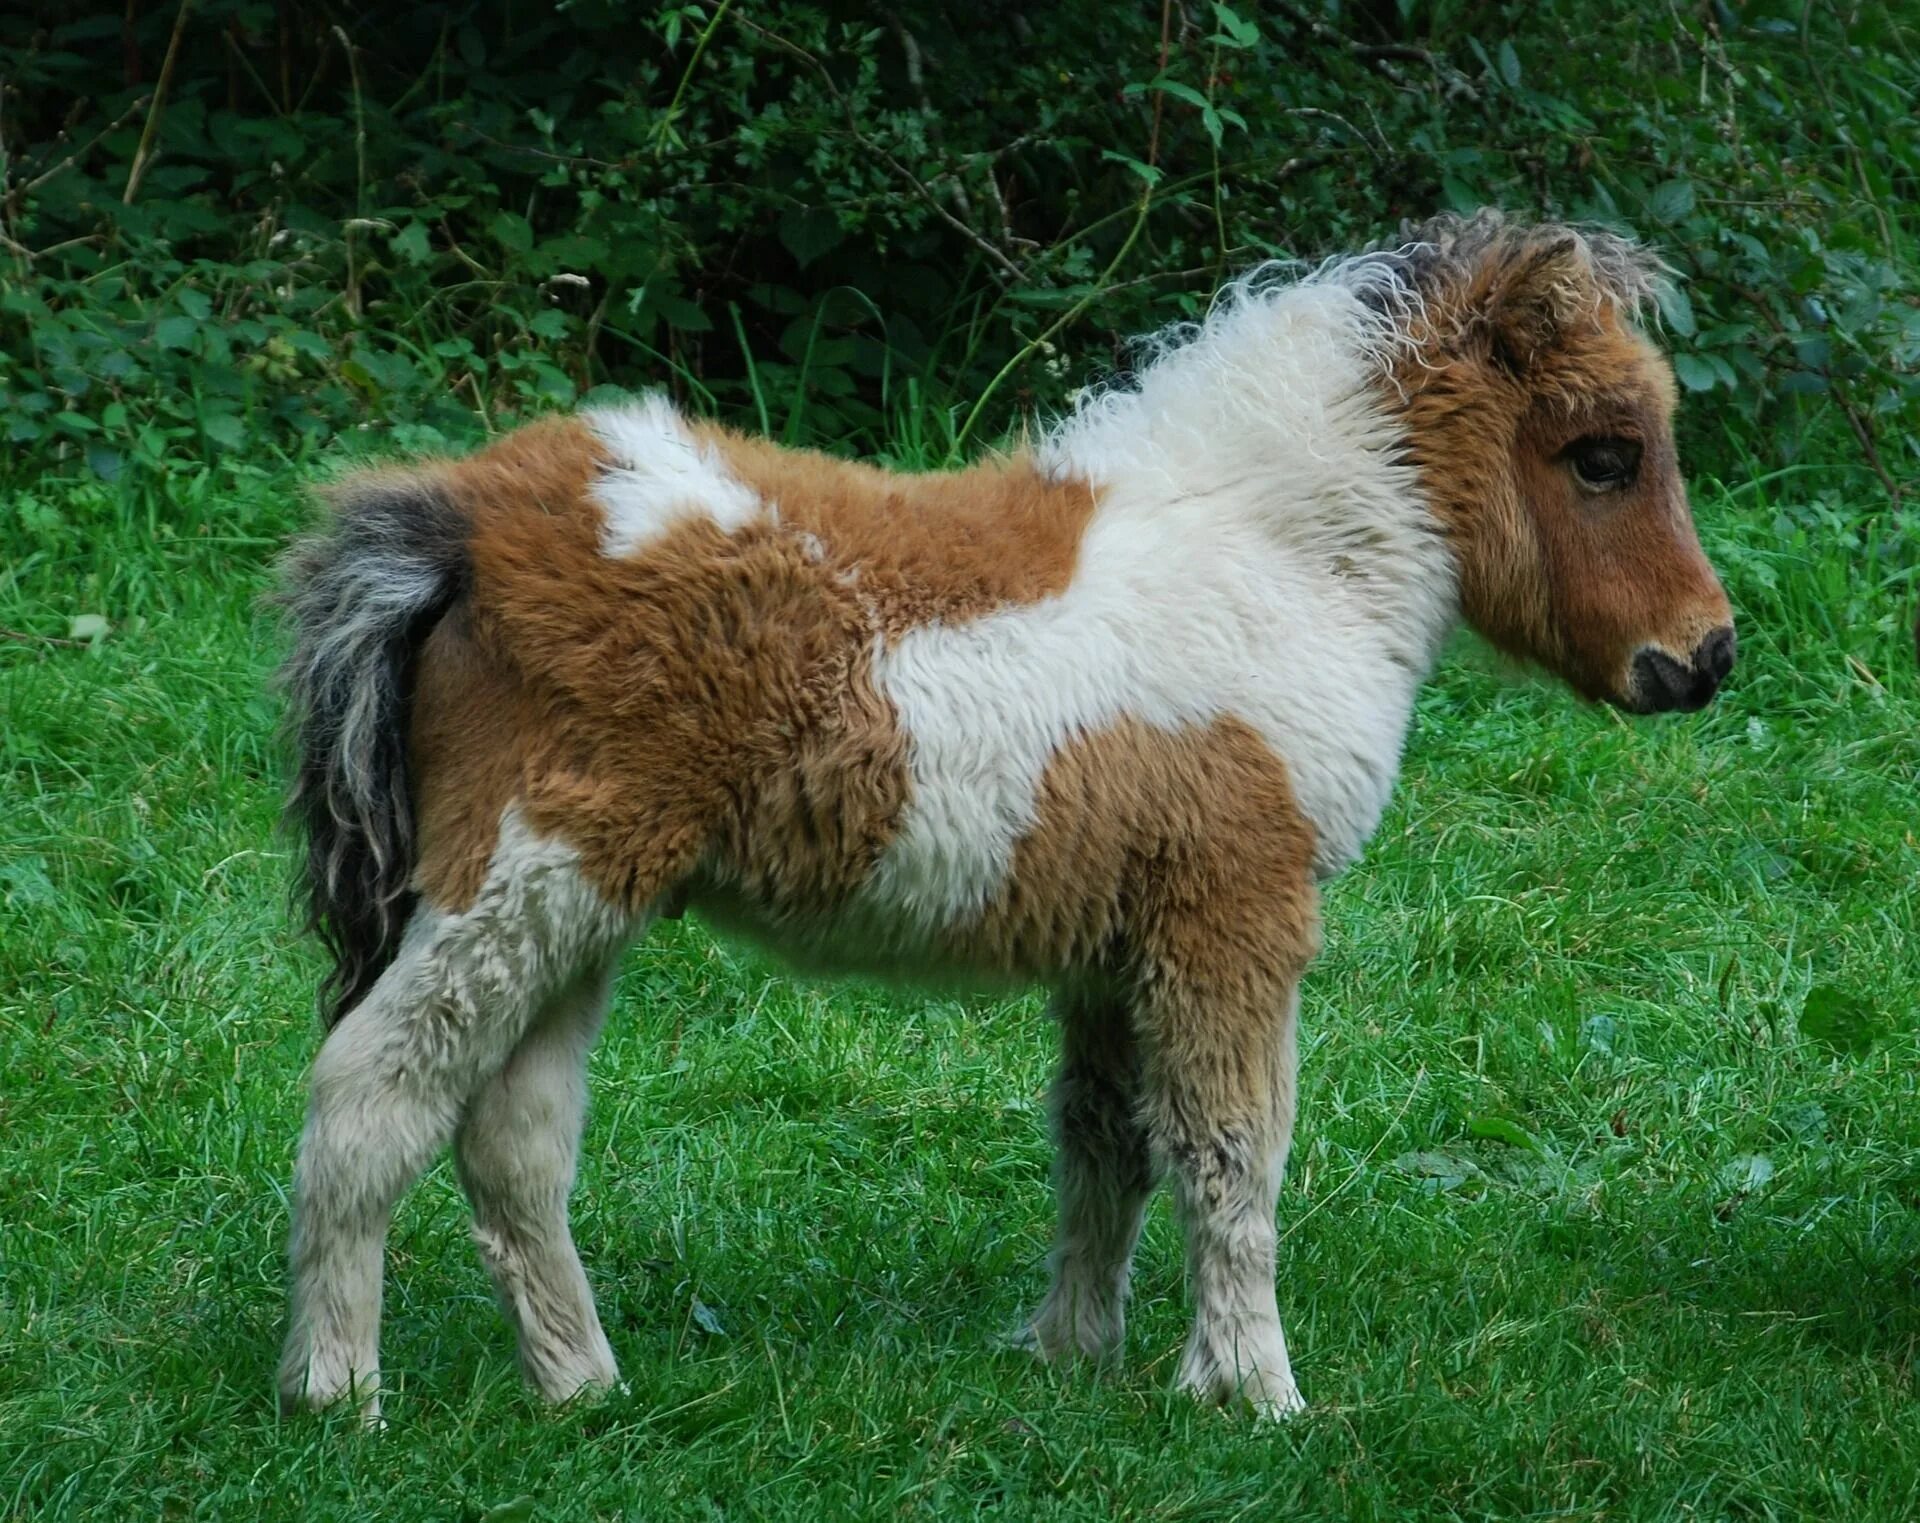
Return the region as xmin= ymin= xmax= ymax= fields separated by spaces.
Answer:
xmin=3 ymin=459 xmax=1918 ymax=1522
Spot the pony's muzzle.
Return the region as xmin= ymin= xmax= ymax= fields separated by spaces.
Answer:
xmin=1628 ymin=626 xmax=1735 ymax=713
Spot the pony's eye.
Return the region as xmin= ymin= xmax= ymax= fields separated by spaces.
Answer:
xmin=1566 ymin=436 xmax=1642 ymax=493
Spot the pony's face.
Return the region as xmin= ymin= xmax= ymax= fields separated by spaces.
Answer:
xmin=1505 ymin=331 xmax=1734 ymax=711
xmin=1399 ymin=226 xmax=1735 ymax=712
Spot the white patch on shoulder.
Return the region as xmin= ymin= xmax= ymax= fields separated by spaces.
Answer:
xmin=862 ymin=274 xmax=1461 ymax=939
xmin=587 ymin=396 xmax=761 ymax=556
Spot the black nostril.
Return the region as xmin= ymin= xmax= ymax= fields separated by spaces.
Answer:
xmin=1694 ymin=626 xmax=1736 ymax=684
xmin=1630 ymin=647 xmax=1693 ymax=712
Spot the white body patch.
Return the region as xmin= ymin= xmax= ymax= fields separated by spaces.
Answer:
xmin=863 ymin=274 xmax=1459 ymax=937
xmin=588 ymin=396 xmax=762 ymax=556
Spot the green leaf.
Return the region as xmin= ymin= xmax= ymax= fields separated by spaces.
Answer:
xmin=1211 ymin=2 xmax=1259 ymax=47
xmin=1099 ymin=149 xmax=1163 ymax=187
xmin=1794 ymin=336 xmax=1832 ymax=370
xmin=390 ymin=221 xmax=432 ymax=265
xmin=1648 ymin=178 xmax=1697 ymax=222
xmin=1672 ymin=353 xmax=1717 ymax=391
xmin=533 ymin=233 xmax=610 ymax=273
xmin=154 ymin=316 xmax=198 ymax=350
xmin=1441 ymin=174 xmax=1479 ymax=214
xmin=202 ymin=411 xmax=247 ymax=449
xmin=0 ymin=856 xmax=58 ymax=909
xmin=1008 ymin=283 xmax=1097 ymax=309
xmin=778 ymin=206 xmax=843 ymax=271
xmin=177 ymin=288 xmax=212 ymax=321
xmin=1467 ymin=1115 xmax=1541 ymax=1153
xmin=1799 ymin=984 xmax=1886 ymax=1055
xmin=1497 ymin=40 xmax=1523 ymax=89
xmin=478 ymin=1499 xmax=538 ymax=1523
xmin=644 ymin=287 xmax=714 ymax=333
xmin=1655 ymin=282 xmax=1697 ymax=338
xmin=1718 ymin=1154 xmax=1775 ymax=1193
xmin=489 ymin=210 xmax=534 ymax=256
xmin=1124 ymin=77 xmax=1211 ymax=112
xmin=1391 ymin=1150 xmax=1486 ymax=1193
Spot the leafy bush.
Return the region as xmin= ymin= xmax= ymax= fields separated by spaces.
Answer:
xmin=0 ymin=0 xmax=1914 ymax=499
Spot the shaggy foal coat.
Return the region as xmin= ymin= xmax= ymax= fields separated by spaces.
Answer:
xmin=274 ymin=213 xmax=1735 ymax=1420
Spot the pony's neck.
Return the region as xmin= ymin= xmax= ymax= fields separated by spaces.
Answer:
xmin=1038 ymin=276 xmax=1461 ymax=677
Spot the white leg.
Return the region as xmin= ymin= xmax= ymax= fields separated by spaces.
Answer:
xmin=456 ymin=961 xmax=620 ymax=1402
xmin=1017 ymin=989 xmax=1154 ymax=1363
xmin=1150 ymin=983 xmax=1304 ymax=1419
xmin=277 ymin=810 xmax=628 ymax=1418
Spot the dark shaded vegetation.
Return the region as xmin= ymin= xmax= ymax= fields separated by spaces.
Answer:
xmin=2 ymin=0 xmax=1915 ymax=505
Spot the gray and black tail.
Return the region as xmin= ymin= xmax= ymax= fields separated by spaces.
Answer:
xmin=274 ymin=472 xmax=471 ymax=1025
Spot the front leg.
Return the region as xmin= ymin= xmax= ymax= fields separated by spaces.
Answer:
xmin=1017 ymin=985 xmax=1155 ymax=1363
xmin=1144 ymin=979 xmax=1304 ymax=1418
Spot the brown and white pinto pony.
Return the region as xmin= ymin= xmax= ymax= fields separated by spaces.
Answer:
xmin=274 ymin=211 xmax=1734 ymax=1422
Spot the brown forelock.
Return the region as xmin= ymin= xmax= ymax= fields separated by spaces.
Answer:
xmin=953 ymin=716 xmax=1320 ymax=999
xmin=1389 ymin=257 xmax=1728 ymax=701
xmin=408 ymin=411 xmax=1103 ymax=926
xmin=691 ymin=422 xmax=1099 ymax=636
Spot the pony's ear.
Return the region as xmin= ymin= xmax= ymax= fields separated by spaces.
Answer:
xmin=1475 ymin=235 xmax=1594 ymax=373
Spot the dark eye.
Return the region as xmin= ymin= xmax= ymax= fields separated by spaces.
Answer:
xmin=1565 ymin=436 xmax=1642 ymax=493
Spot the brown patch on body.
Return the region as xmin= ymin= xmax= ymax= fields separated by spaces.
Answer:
xmin=410 ymin=604 xmax=537 ymax=909
xmin=1381 ymin=225 xmax=1734 ymax=709
xmin=695 ymin=423 xmax=1098 ymax=635
xmin=956 ymin=716 xmax=1320 ymax=994
xmin=404 ymin=410 xmax=1099 ymax=927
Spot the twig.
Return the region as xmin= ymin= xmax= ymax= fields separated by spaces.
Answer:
xmin=1282 ymin=105 xmax=1388 ymax=159
xmin=2 ymin=627 xmax=87 ymax=648
xmin=1833 ymin=391 xmax=1907 ymax=510
xmin=652 ymin=0 xmax=736 ymax=156
xmin=952 ymin=185 xmax=1154 ymax=455
xmin=0 ymin=81 xmax=19 ymax=276
xmin=124 ymin=0 xmax=194 ymax=203
xmin=16 ymin=94 xmax=150 ymax=207
xmin=450 ymin=124 xmax=630 ymax=171
xmin=880 ymin=147 xmax=1026 ymax=283
xmin=332 ymin=25 xmax=368 ymax=320
xmin=1147 ymin=0 xmax=1173 ymax=169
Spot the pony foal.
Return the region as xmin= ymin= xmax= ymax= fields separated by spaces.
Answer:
xmin=274 ymin=212 xmax=1734 ymax=1421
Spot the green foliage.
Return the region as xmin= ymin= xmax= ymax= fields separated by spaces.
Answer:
xmin=0 ymin=1 xmax=1915 ymax=498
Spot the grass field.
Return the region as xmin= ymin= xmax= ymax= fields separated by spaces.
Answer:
xmin=3 ymin=455 xmax=1918 ymax=1521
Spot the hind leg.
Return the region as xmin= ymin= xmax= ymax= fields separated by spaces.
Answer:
xmin=277 ymin=809 xmax=630 ymax=1418
xmin=455 ymin=959 xmax=619 ymax=1402
xmin=1017 ymin=985 xmax=1155 ymax=1363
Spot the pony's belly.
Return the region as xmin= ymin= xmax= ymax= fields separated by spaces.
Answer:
xmin=684 ymin=874 xmax=1016 ymax=988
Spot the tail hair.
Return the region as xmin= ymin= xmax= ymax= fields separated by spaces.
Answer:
xmin=274 ymin=471 xmax=470 ymax=1025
